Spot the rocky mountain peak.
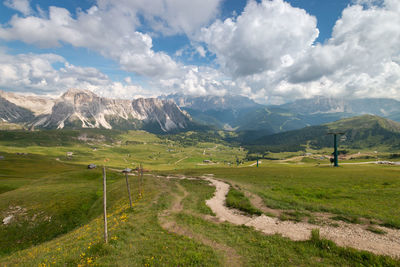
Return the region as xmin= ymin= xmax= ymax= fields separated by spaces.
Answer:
xmin=0 ymin=90 xmax=55 ymax=116
xmin=0 ymin=89 xmax=195 ymax=132
xmin=61 ymin=88 xmax=99 ymax=104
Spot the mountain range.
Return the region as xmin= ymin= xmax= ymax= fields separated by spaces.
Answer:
xmin=248 ymin=115 xmax=400 ymax=153
xmin=160 ymin=93 xmax=263 ymax=130
xmin=2 ymin=90 xmax=400 ymax=138
xmin=0 ymin=89 xmax=195 ymax=133
xmin=163 ymin=94 xmax=400 ymax=135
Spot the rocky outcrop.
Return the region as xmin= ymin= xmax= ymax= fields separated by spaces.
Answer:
xmin=1 ymin=89 xmax=193 ymax=132
xmin=0 ymin=95 xmax=35 ymax=123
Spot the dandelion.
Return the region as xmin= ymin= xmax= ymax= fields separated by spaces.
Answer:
xmin=87 ymin=257 xmax=93 ymax=264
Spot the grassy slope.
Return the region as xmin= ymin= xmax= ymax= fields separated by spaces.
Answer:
xmin=226 ymin=187 xmax=262 ymax=215
xmin=0 ymin=153 xmax=128 ymax=255
xmin=251 ymin=115 xmax=400 ymax=152
xmin=1 ymin=129 xmax=400 ymax=265
xmin=2 ymin=175 xmax=397 ymax=266
xmin=180 ymin=163 xmax=400 ymax=228
xmin=0 ymin=129 xmax=244 ymax=259
xmin=0 ymin=130 xmax=246 ymax=171
xmin=0 ymin=177 xmax=221 ymax=266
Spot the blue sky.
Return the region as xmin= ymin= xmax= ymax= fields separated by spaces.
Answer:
xmin=0 ymin=0 xmax=399 ymax=103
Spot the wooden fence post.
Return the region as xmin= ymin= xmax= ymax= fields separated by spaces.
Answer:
xmin=125 ymin=172 xmax=133 ymax=208
xmin=140 ymin=163 xmax=144 ymax=197
xmin=103 ymin=166 xmax=108 ymax=243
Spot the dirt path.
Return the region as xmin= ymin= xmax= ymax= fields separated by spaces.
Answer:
xmin=108 ymin=168 xmax=137 ymax=175
xmin=248 ymin=160 xmax=262 ymax=167
xmin=158 ymin=181 xmax=242 ymax=267
xmin=174 ymin=157 xmax=188 ymax=165
xmin=244 ymin=191 xmax=281 ymax=217
xmin=204 ymin=175 xmax=400 ymax=258
xmin=318 ymin=161 xmax=379 ymax=166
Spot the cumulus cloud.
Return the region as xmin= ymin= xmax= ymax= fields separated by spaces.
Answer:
xmin=0 ymin=50 xmax=150 ymax=99
xmin=285 ymin=0 xmax=400 ymax=98
xmin=96 ymin=0 xmax=222 ymax=36
xmin=3 ymin=0 xmax=31 ymax=15
xmin=195 ymin=0 xmax=400 ymax=103
xmin=1 ymin=0 xmax=399 ymax=103
xmin=196 ymin=46 xmax=207 ymax=57
xmin=0 ymin=0 xmax=223 ymax=79
xmin=158 ymin=66 xmax=228 ymax=96
xmin=0 ymin=4 xmax=179 ymax=78
xmin=198 ymin=0 xmax=319 ymax=77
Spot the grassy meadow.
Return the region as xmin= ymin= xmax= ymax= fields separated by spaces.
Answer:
xmin=1 ymin=129 xmax=400 ymax=265
xmin=0 ymin=130 xmax=246 ymax=171
xmin=179 ymin=164 xmax=400 ymax=228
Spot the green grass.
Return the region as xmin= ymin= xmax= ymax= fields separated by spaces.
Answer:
xmin=1 ymin=129 xmax=400 ymax=265
xmin=169 ymin=174 xmax=400 ymax=266
xmin=0 ymin=153 xmax=129 ymax=256
xmin=0 ymin=129 xmax=246 ymax=171
xmin=179 ymin=179 xmax=215 ymax=215
xmin=179 ymin=164 xmax=400 ymax=228
xmin=281 ymin=211 xmax=312 ymax=222
xmin=174 ymin=213 xmax=398 ymax=266
xmin=331 ymin=215 xmax=361 ymax=224
xmin=0 ymin=175 xmax=222 ymax=266
xmin=1 ymin=162 xmax=400 ymax=265
xmin=226 ymin=187 xmax=262 ymax=216
xmin=366 ymin=225 xmax=387 ymax=235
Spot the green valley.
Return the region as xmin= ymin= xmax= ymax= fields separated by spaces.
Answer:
xmin=1 ymin=121 xmax=400 ymax=265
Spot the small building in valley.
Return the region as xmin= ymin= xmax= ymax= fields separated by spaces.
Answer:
xmin=122 ymin=168 xmax=132 ymax=173
xmin=87 ymin=164 xmax=97 ymax=169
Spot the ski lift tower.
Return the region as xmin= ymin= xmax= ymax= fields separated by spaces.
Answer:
xmin=327 ymin=132 xmax=345 ymax=167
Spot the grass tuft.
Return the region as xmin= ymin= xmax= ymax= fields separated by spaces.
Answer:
xmin=379 ymin=221 xmax=400 ymax=230
xmin=309 ymin=228 xmax=397 ymax=266
xmin=226 ymin=187 xmax=262 ymax=216
xmin=366 ymin=226 xmax=387 ymax=235
xmin=331 ymin=215 xmax=360 ymax=224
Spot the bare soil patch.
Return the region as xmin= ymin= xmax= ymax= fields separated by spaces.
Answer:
xmin=158 ymin=181 xmax=242 ymax=267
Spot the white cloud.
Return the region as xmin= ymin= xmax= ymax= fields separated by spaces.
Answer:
xmin=196 ymin=46 xmax=206 ymax=57
xmin=194 ymin=0 xmax=400 ymax=103
xmin=1 ymin=0 xmax=399 ymax=103
xmin=158 ymin=66 xmax=228 ymax=96
xmin=3 ymin=0 xmax=31 ymax=15
xmin=0 ymin=50 xmax=150 ymax=99
xmin=0 ymin=4 xmax=179 ymax=78
xmin=0 ymin=0 xmax=230 ymax=99
xmin=285 ymin=0 xmax=400 ymax=99
xmin=198 ymin=0 xmax=319 ymax=77
xmin=0 ymin=0 xmax=223 ymax=79
xmin=96 ymin=0 xmax=222 ymax=36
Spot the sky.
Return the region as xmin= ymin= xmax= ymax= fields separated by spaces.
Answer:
xmin=0 ymin=0 xmax=399 ymax=104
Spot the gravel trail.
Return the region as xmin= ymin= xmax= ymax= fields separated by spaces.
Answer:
xmin=204 ymin=176 xmax=400 ymax=258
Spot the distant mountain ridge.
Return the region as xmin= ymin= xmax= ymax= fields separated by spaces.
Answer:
xmin=0 ymin=89 xmax=195 ymax=133
xmin=163 ymin=93 xmax=262 ymax=111
xmin=161 ymin=93 xmax=263 ymax=129
xmin=163 ymin=94 xmax=400 ymax=135
xmin=0 ymin=95 xmax=34 ymax=123
xmin=2 ymin=90 xmax=400 ymax=136
xmin=279 ymin=96 xmax=400 ymax=117
xmin=250 ymin=115 xmax=400 ymax=152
